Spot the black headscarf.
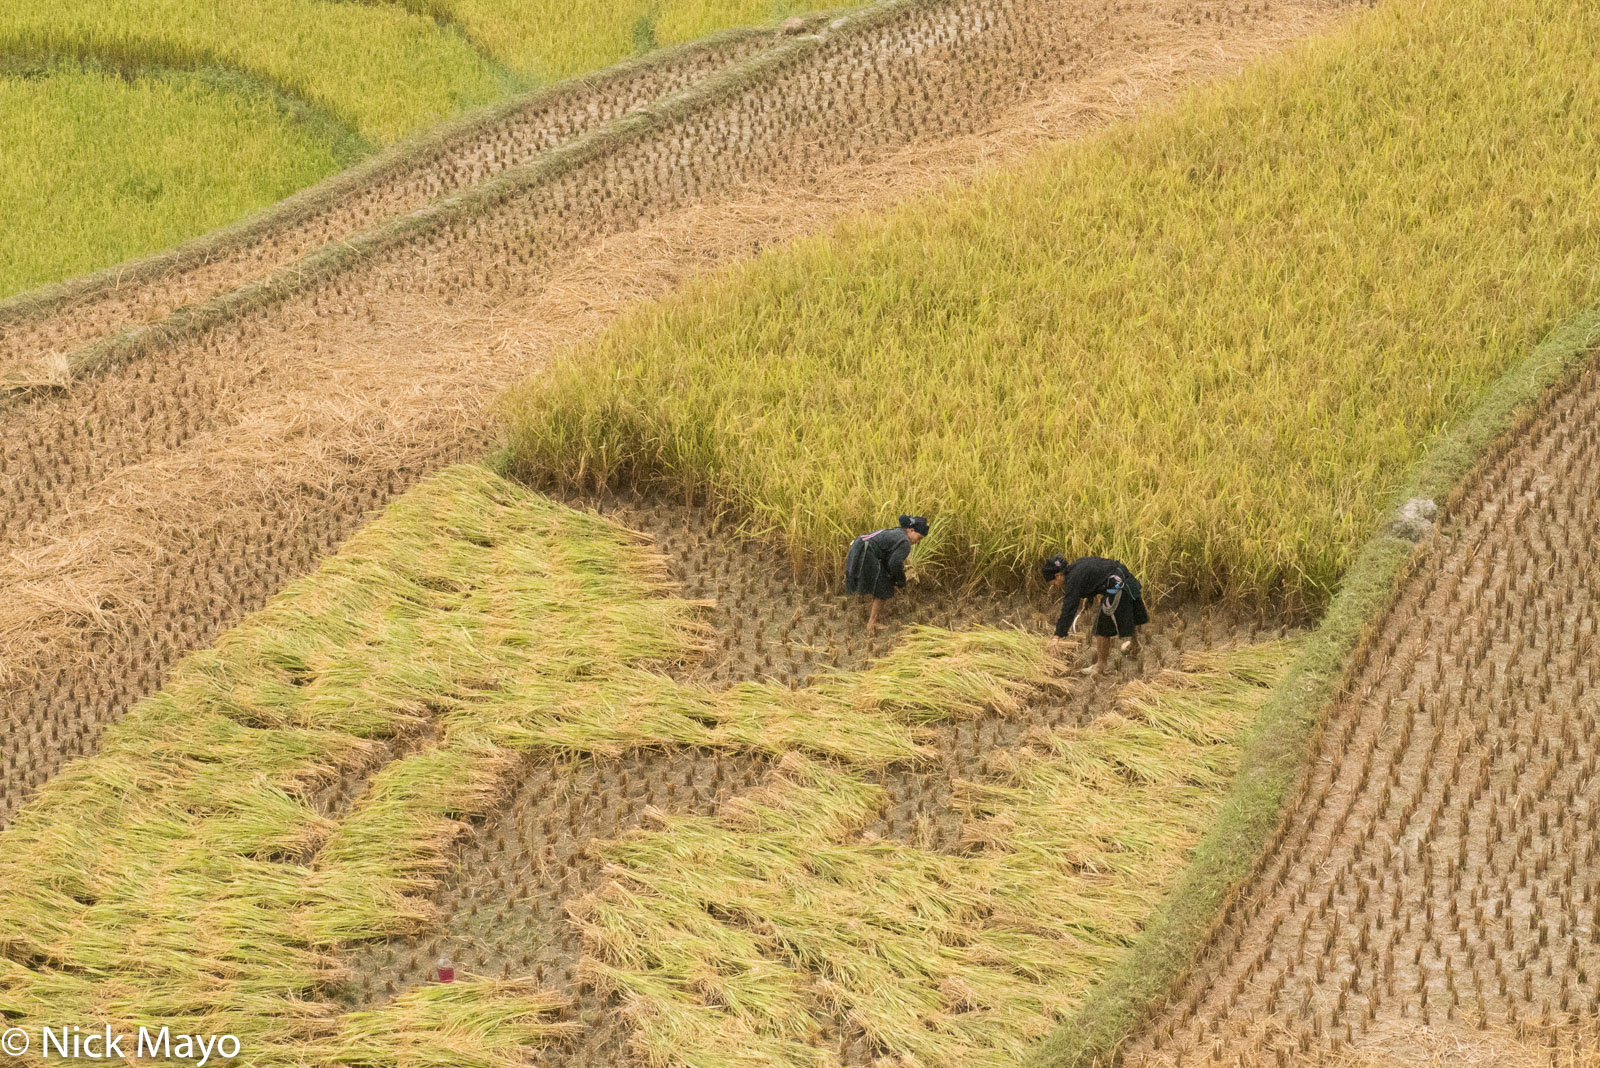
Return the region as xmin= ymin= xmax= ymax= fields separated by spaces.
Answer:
xmin=1041 ymin=554 xmax=1068 ymax=581
xmin=898 ymin=515 xmax=930 ymax=537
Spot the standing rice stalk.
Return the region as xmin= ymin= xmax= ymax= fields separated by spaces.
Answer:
xmin=503 ymin=0 xmax=1600 ymax=609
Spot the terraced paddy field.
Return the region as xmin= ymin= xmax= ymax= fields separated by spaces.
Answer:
xmin=11 ymin=0 xmax=1600 ymax=1062
xmin=0 ymin=0 xmax=1339 ymax=832
xmin=0 ymin=27 xmax=782 ymax=373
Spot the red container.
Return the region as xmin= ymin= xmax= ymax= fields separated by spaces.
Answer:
xmin=437 ymin=957 xmax=455 ymax=983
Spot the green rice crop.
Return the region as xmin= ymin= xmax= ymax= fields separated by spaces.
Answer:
xmin=1 ymin=0 xmax=508 ymax=142
xmin=576 ymin=643 xmax=1295 ymax=1067
xmin=0 ymin=63 xmax=348 ymax=299
xmin=3 ymin=1 xmax=837 ymax=297
xmin=504 ymin=0 xmax=1600 ymax=609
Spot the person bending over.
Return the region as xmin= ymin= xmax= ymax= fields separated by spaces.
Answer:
xmin=1042 ymin=553 xmax=1148 ymax=675
xmin=844 ymin=515 xmax=929 ymax=634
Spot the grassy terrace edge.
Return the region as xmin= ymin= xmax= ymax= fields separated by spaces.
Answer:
xmin=0 ymin=0 xmax=900 ymax=405
xmin=0 ymin=10 xmax=807 ymax=327
xmin=1024 ymin=308 xmax=1600 ymax=1068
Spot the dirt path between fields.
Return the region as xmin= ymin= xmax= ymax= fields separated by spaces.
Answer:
xmin=1123 ymin=359 xmax=1600 ymax=1067
xmin=0 ymin=0 xmax=1352 ymax=828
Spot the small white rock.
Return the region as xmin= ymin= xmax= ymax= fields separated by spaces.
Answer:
xmin=1388 ymin=497 xmax=1439 ymax=542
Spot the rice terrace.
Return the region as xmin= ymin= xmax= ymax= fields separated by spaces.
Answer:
xmin=2 ymin=0 xmax=1600 ymax=1064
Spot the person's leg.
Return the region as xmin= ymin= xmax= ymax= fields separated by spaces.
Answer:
xmin=868 ymin=596 xmax=883 ymax=634
xmin=1094 ymin=634 xmax=1111 ymax=674
xmin=1119 ymin=595 xmax=1150 ymax=656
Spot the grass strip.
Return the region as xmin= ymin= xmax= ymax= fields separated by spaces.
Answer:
xmin=1022 ymin=309 xmax=1600 ymax=1067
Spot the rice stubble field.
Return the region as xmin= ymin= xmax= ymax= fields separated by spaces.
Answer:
xmin=1117 ymin=358 xmax=1600 ymax=1065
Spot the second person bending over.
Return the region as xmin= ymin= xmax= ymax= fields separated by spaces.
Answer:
xmin=844 ymin=514 xmax=929 ymax=634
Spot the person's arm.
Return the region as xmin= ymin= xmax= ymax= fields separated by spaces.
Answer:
xmin=1054 ymin=574 xmax=1087 ymax=638
xmin=887 ymin=538 xmax=912 ymax=588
